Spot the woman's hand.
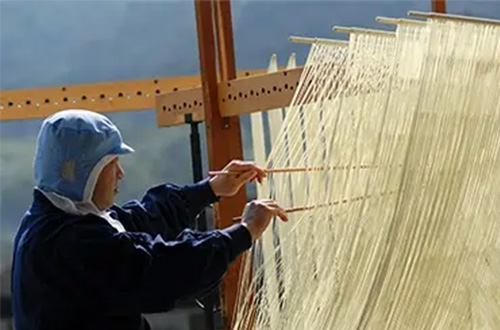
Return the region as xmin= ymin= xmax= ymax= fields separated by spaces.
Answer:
xmin=241 ymin=200 xmax=288 ymax=240
xmin=209 ymin=160 xmax=266 ymax=197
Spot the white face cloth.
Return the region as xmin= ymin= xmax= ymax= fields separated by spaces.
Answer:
xmin=37 ymin=155 xmax=126 ymax=233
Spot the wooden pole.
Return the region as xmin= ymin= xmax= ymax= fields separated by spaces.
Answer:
xmin=432 ymin=0 xmax=446 ymax=13
xmin=213 ymin=1 xmax=249 ymax=328
xmin=214 ymin=0 xmax=237 ymax=81
xmin=194 ymin=0 xmax=247 ymax=328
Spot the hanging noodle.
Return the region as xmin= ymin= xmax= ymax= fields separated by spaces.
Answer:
xmin=234 ymin=15 xmax=500 ymax=330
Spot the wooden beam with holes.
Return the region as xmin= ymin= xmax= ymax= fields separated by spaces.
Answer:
xmin=156 ymin=67 xmax=303 ymax=127
xmin=0 ymin=70 xmax=263 ymax=122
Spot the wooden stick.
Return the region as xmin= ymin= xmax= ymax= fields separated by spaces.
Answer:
xmin=407 ymin=11 xmax=500 ymax=26
xmin=208 ymin=165 xmax=375 ymax=176
xmin=231 ymin=192 xmax=396 ymax=222
xmin=209 ymin=167 xmax=324 ymax=176
xmin=289 ymin=36 xmax=349 ymax=47
xmin=376 ymin=16 xmax=427 ymax=26
xmin=332 ymin=25 xmax=396 ymax=37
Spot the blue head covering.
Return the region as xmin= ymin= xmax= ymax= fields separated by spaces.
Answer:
xmin=34 ymin=109 xmax=134 ymax=203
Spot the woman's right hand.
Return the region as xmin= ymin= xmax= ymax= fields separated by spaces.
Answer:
xmin=241 ymin=200 xmax=288 ymax=240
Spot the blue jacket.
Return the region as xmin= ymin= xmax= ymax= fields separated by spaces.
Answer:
xmin=12 ymin=180 xmax=252 ymax=330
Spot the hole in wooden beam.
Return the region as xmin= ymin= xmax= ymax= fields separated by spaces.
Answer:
xmin=137 ymin=91 xmax=142 ymax=96
xmin=118 ymin=92 xmax=124 ymax=97
xmin=154 ymin=79 xmax=159 ymax=84
xmin=45 ymin=99 xmax=50 ymax=103
xmin=63 ymin=97 xmax=68 ymax=102
xmin=100 ymin=94 xmax=105 ymax=99
xmin=155 ymin=89 xmax=160 ymax=94
xmin=26 ymin=100 xmax=31 ymax=105
xmin=162 ymin=106 xmax=166 ymax=111
xmin=82 ymin=96 xmax=87 ymax=100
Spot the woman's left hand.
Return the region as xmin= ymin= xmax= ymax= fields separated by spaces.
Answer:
xmin=209 ymin=160 xmax=266 ymax=197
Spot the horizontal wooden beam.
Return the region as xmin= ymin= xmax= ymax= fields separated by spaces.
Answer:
xmin=289 ymin=36 xmax=349 ymax=46
xmin=375 ymin=16 xmax=427 ymax=26
xmin=0 ymin=70 xmax=263 ymax=122
xmin=156 ymin=67 xmax=303 ymax=127
xmin=332 ymin=25 xmax=396 ymax=36
xmin=408 ymin=11 xmax=500 ymax=25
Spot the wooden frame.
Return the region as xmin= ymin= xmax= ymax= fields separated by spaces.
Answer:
xmin=156 ymin=67 xmax=303 ymax=127
xmin=0 ymin=71 xmax=263 ymax=122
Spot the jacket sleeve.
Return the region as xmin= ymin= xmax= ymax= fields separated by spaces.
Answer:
xmin=113 ymin=178 xmax=220 ymax=238
xmin=56 ymin=219 xmax=252 ymax=315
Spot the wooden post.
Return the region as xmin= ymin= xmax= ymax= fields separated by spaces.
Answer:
xmin=194 ymin=0 xmax=247 ymax=328
xmin=432 ymin=0 xmax=446 ymax=13
xmin=214 ymin=0 xmax=237 ymax=80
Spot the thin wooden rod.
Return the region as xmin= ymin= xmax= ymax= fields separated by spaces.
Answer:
xmin=332 ymin=25 xmax=396 ymax=37
xmin=408 ymin=11 xmax=500 ymax=26
xmin=376 ymin=16 xmax=427 ymax=26
xmin=231 ymin=191 xmax=395 ymax=222
xmin=208 ymin=165 xmax=375 ymax=176
xmin=289 ymin=36 xmax=349 ymax=47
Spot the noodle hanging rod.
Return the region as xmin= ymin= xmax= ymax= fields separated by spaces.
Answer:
xmin=208 ymin=165 xmax=374 ymax=176
xmin=230 ymin=191 xmax=396 ymax=222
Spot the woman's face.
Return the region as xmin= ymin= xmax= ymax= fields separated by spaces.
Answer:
xmin=92 ymin=158 xmax=125 ymax=210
